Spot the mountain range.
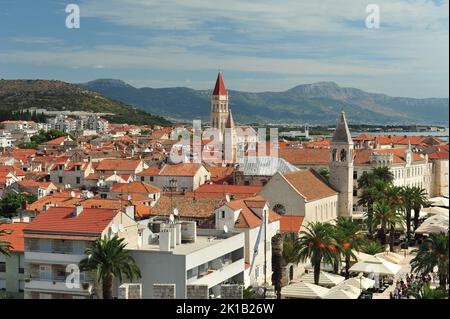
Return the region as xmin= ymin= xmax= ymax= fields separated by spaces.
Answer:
xmin=0 ymin=80 xmax=171 ymax=126
xmin=80 ymin=79 xmax=449 ymax=125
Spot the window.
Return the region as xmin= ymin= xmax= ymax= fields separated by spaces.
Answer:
xmin=58 ymin=176 xmax=63 ymax=183
xmin=150 ymin=176 xmax=154 ymax=182
xmin=19 ymin=280 xmax=24 ymax=292
xmin=76 ymin=177 xmax=81 ymax=184
xmin=0 ymin=278 xmax=5 ymax=291
xmin=353 ymin=189 xmax=358 ymax=196
xmin=0 ymin=262 xmax=5 ymax=272
xmin=221 ymin=211 xmax=226 ymax=219
xmin=141 ymin=176 xmax=145 ymax=182
xmin=340 ymin=149 xmax=347 ymax=161
xmin=273 ymin=204 xmax=286 ymax=215
xmin=244 ymin=181 xmax=250 ymax=186
xmin=353 ymin=171 xmax=358 ymax=180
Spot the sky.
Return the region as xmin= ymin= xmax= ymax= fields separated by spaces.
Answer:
xmin=0 ymin=0 xmax=448 ymax=98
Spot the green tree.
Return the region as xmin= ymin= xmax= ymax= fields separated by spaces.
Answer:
xmin=410 ymin=284 xmax=448 ymax=299
xmin=294 ymin=222 xmax=337 ymax=285
xmin=0 ymin=193 xmax=38 ymax=217
xmin=0 ymin=221 xmax=12 ymax=256
xmin=410 ymin=233 xmax=449 ymax=289
xmin=410 ymin=187 xmax=429 ymax=230
xmin=401 ymin=186 xmax=415 ymax=244
xmin=317 ymin=168 xmax=330 ymax=182
xmin=372 ymin=200 xmax=404 ymax=252
xmin=79 ymin=236 xmax=141 ymax=299
xmin=361 ymin=241 xmax=384 ymax=255
xmin=332 ymin=217 xmax=364 ymax=279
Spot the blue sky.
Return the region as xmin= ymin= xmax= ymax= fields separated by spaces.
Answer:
xmin=0 ymin=0 xmax=448 ymax=98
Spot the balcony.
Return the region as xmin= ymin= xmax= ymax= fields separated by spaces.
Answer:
xmin=188 ymin=258 xmax=244 ymax=287
xmin=25 ymin=278 xmax=93 ymax=295
xmin=25 ymin=251 xmax=85 ymax=265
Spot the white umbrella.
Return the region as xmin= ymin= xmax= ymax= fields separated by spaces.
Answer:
xmin=352 ymin=251 xmax=383 ymax=263
xmin=415 ymin=214 xmax=449 ymax=234
xmin=420 ymin=207 xmax=449 ymax=216
xmin=375 ymin=252 xmax=405 ymax=264
xmin=342 ymin=276 xmax=376 ymax=291
xmin=322 ymin=283 xmax=360 ymax=299
xmin=281 ymin=281 xmax=330 ymax=299
xmin=299 ymin=271 xmax=345 ymax=287
xmin=428 ymin=197 xmax=449 ymax=208
xmin=349 ymin=256 xmax=401 ymax=275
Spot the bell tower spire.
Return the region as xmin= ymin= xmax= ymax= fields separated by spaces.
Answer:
xmin=211 ymin=71 xmax=229 ymax=139
xmin=329 ymin=111 xmax=354 ymax=217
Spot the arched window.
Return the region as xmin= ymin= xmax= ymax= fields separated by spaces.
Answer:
xmin=340 ymin=149 xmax=347 ymax=162
xmin=273 ymin=204 xmax=286 ymax=215
xmin=332 ymin=149 xmax=338 ymax=162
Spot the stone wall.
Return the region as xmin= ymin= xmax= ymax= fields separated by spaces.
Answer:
xmin=220 ymin=284 xmax=243 ymax=299
xmin=153 ymin=283 xmax=176 ymax=299
xmin=186 ymin=285 xmax=209 ymax=299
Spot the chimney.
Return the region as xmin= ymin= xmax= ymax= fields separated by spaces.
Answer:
xmin=73 ymin=203 xmax=83 ymax=217
xmin=159 ymin=230 xmax=171 ymax=252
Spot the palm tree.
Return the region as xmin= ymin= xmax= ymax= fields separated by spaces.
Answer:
xmin=372 ymin=166 xmax=394 ymax=184
xmin=79 ymin=236 xmax=141 ymax=299
xmin=410 ymin=233 xmax=449 ymax=289
xmin=0 ymin=222 xmax=12 ymax=256
xmin=401 ymin=186 xmax=415 ymax=244
xmin=373 ymin=200 xmax=404 ymax=252
xmin=332 ymin=217 xmax=364 ymax=279
xmin=361 ymin=241 xmax=384 ymax=255
xmin=410 ymin=187 xmax=429 ymax=230
xmin=410 ymin=284 xmax=448 ymax=299
xmin=295 ymin=222 xmax=337 ymax=285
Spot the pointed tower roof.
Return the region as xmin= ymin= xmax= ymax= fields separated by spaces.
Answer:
xmin=213 ymin=71 xmax=227 ymax=95
xmin=225 ymin=110 xmax=235 ymax=128
xmin=332 ymin=111 xmax=353 ymax=144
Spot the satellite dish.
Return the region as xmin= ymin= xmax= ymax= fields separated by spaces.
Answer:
xmin=111 ymin=224 xmax=119 ymax=233
xmin=169 ymin=214 xmax=175 ymax=223
xmin=173 ymin=208 xmax=179 ymax=216
xmin=223 ymin=225 xmax=228 ymax=233
xmin=225 ymin=194 xmax=231 ymax=202
xmin=119 ymin=224 xmax=125 ymax=232
xmin=257 ymin=287 xmax=265 ymax=296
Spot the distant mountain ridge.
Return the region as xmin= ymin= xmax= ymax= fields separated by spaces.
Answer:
xmin=81 ymin=79 xmax=449 ymax=125
xmin=0 ymin=79 xmax=171 ymax=126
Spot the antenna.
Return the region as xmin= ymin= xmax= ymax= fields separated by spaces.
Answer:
xmin=223 ymin=225 xmax=228 ymax=233
xmin=111 ymin=224 xmax=119 ymax=234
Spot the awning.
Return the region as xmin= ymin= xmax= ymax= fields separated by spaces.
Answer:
xmin=299 ymin=271 xmax=345 ymax=287
xmin=415 ymin=214 xmax=449 ymax=234
xmin=281 ymin=281 xmax=330 ymax=299
xmin=322 ymin=283 xmax=360 ymax=299
xmin=342 ymin=276 xmax=376 ymax=291
xmin=349 ymin=257 xmax=401 ymax=275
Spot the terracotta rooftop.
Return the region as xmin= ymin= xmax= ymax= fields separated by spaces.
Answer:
xmin=96 ymin=159 xmax=141 ymax=171
xmin=159 ymin=163 xmax=203 ymax=177
xmin=282 ymin=169 xmax=338 ymax=201
xmin=110 ymin=182 xmax=161 ymax=194
xmin=212 ymin=72 xmax=227 ymax=96
xmin=186 ymin=184 xmax=262 ymax=200
xmin=24 ymin=206 xmax=118 ymax=236
xmin=150 ymin=195 xmax=222 ymax=219
xmin=279 ymin=215 xmax=304 ymax=233
xmin=0 ymin=222 xmax=27 ymax=252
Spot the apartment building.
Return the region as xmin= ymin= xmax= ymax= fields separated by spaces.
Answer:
xmin=125 ymin=220 xmax=245 ymax=299
xmin=0 ymin=222 xmax=26 ymax=299
xmin=23 ymin=205 xmax=138 ymax=299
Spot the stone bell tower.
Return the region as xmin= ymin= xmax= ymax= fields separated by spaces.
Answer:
xmin=329 ymin=111 xmax=354 ymax=217
xmin=211 ymin=71 xmax=229 ymax=141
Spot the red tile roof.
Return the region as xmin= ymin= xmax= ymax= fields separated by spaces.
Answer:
xmin=159 ymin=163 xmax=203 ymax=177
xmin=186 ymin=184 xmax=262 ymax=200
xmin=279 ymin=216 xmax=304 ymax=233
xmin=44 ymin=136 xmax=69 ymax=146
xmin=225 ymin=196 xmax=281 ymax=229
xmin=24 ymin=207 xmax=118 ymax=236
xmin=279 ymin=148 xmax=330 ymax=165
xmin=96 ymin=159 xmax=141 ymax=171
xmin=354 ymin=148 xmax=425 ymax=164
xmin=282 ymin=169 xmax=338 ymax=201
xmin=136 ymin=166 xmax=162 ymax=176
xmin=0 ymin=222 xmax=27 ymax=252
xmin=109 ymin=182 xmax=161 ymax=194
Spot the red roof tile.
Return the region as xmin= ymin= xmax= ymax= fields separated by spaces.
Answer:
xmin=24 ymin=207 xmax=118 ymax=236
xmin=0 ymin=222 xmax=27 ymax=252
xmin=212 ymin=72 xmax=227 ymax=95
xmin=279 ymin=216 xmax=304 ymax=233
